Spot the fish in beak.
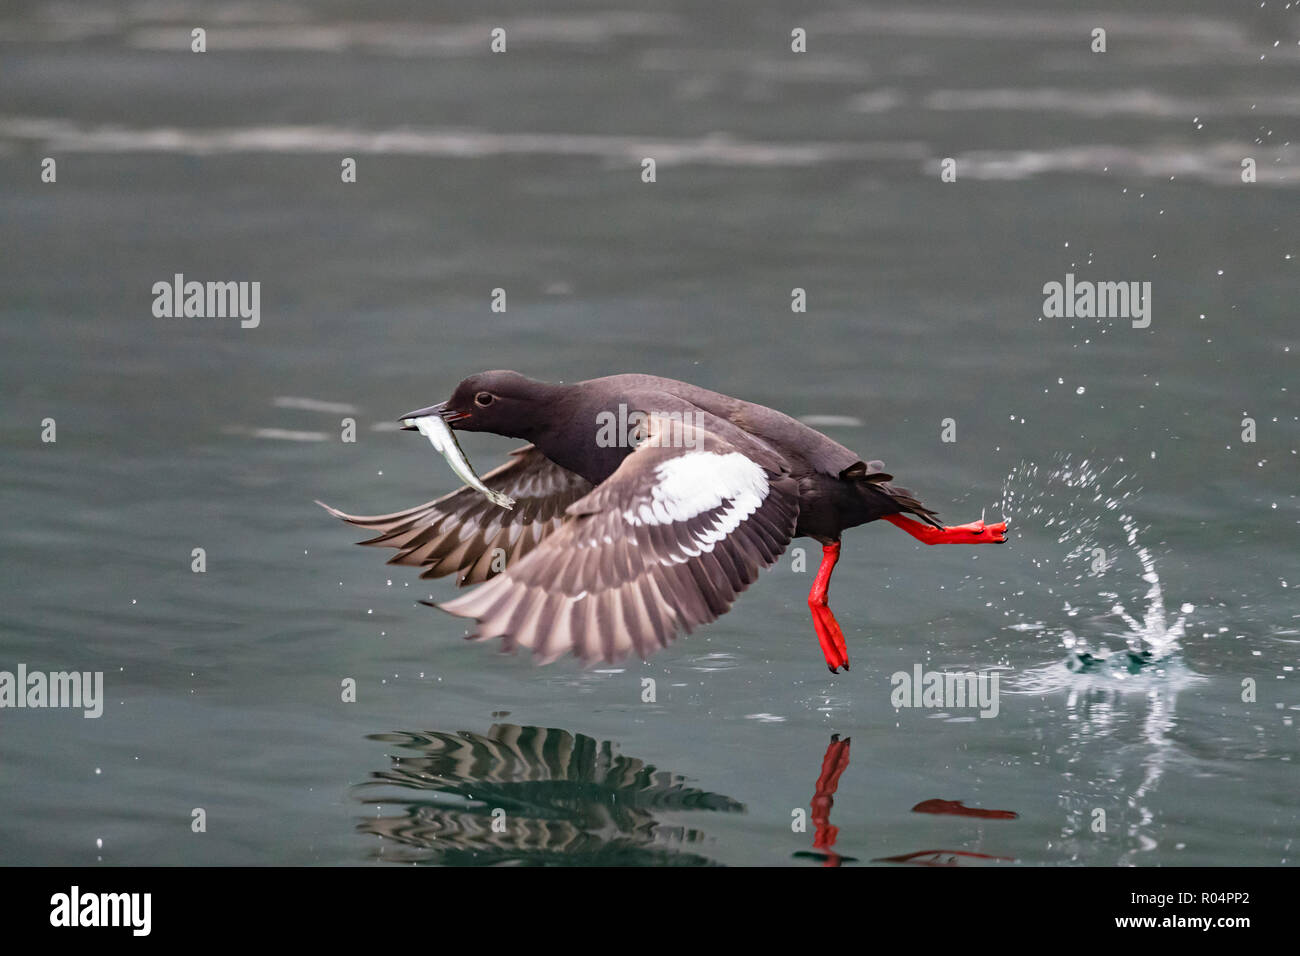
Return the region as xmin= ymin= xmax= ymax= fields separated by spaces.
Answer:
xmin=399 ymin=409 xmax=514 ymax=510
xmin=398 ymin=402 xmax=469 ymax=430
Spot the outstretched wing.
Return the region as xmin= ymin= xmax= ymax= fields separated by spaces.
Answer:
xmin=317 ymin=445 xmax=593 ymax=585
xmin=437 ymin=416 xmax=800 ymax=664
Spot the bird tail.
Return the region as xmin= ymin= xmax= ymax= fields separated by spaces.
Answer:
xmin=879 ymin=482 xmax=943 ymax=528
xmin=841 ymin=459 xmax=943 ymax=528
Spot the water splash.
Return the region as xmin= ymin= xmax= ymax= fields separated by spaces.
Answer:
xmin=995 ymin=457 xmax=1207 ymax=861
xmin=1107 ymin=514 xmax=1193 ymax=661
xmin=995 ymin=455 xmax=1201 ymax=693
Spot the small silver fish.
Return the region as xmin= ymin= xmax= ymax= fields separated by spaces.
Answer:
xmin=404 ymin=414 xmax=515 ymax=510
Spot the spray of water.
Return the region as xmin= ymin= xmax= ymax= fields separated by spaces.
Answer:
xmin=995 ymin=455 xmax=1200 ymax=692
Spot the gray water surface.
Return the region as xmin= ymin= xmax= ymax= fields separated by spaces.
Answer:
xmin=0 ymin=0 xmax=1296 ymax=866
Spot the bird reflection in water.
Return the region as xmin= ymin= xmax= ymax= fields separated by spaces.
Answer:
xmin=877 ymin=798 xmax=1018 ymax=865
xmin=794 ymin=735 xmax=1019 ymax=866
xmin=874 ymin=849 xmax=1015 ymax=866
xmin=792 ymin=733 xmax=857 ymax=866
xmin=911 ymin=798 xmax=1018 ymax=821
xmin=355 ymin=723 xmax=745 ymax=865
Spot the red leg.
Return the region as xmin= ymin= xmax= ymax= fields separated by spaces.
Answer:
xmin=808 ymin=542 xmax=850 ymax=672
xmin=882 ymin=513 xmax=1007 ymax=544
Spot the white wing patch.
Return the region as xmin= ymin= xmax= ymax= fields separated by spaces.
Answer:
xmin=623 ymin=452 xmax=769 ymax=558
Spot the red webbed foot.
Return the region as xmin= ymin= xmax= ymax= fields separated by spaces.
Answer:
xmin=932 ymin=517 xmax=1008 ymax=544
xmin=883 ymin=513 xmax=1008 ymax=545
xmin=811 ymin=603 xmax=850 ymax=672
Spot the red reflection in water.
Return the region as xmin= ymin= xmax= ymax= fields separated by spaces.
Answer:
xmin=911 ymin=798 xmax=1019 ymax=820
xmin=795 ymin=734 xmax=854 ymax=866
xmin=874 ymin=849 xmax=1015 ymax=866
xmin=796 ymin=738 xmax=1020 ymax=866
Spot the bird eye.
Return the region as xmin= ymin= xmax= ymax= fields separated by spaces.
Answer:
xmin=474 ymin=391 xmax=494 ymax=407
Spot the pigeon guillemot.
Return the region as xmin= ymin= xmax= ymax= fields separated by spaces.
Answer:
xmin=320 ymin=370 xmax=1006 ymax=672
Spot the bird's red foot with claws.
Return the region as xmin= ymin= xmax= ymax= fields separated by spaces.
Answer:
xmin=883 ymin=514 xmax=1008 ymax=545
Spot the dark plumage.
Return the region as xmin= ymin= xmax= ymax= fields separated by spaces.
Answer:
xmin=321 ymin=370 xmax=1006 ymax=671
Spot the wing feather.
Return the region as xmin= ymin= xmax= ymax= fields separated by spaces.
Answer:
xmin=438 ymin=416 xmax=800 ymax=664
xmin=318 ymin=444 xmax=593 ymax=585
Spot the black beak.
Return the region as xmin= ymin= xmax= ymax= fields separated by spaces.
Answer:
xmin=398 ymin=402 xmax=469 ymax=430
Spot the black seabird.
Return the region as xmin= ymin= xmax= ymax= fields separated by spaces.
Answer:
xmin=320 ymin=370 xmax=1006 ymax=671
